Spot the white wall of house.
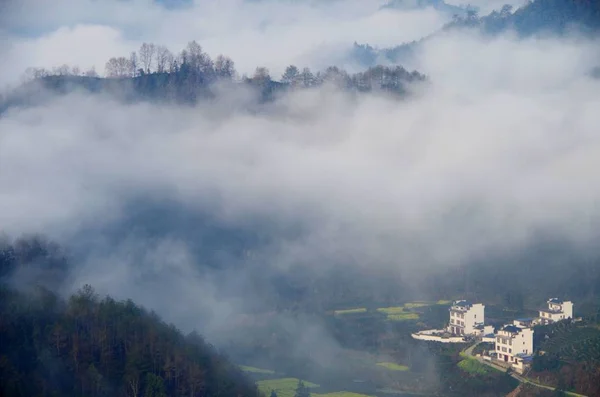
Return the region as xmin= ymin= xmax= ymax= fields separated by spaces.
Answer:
xmin=494 ymin=326 xmax=533 ymax=365
xmin=538 ymin=299 xmax=574 ymax=324
xmin=562 ymin=301 xmax=574 ymax=319
xmin=467 ymin=303 xmax=485 ymax=333
xmin=447 ymin=301 xmax=485 ymax=336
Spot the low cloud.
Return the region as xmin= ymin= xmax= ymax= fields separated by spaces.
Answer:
xmin=2 ymin=32 xmax=600 ymax=274
xmin=2 ymin=0 xmax=600 ymax=374
xmin=0 ymin=0 xmax=448 ymax=87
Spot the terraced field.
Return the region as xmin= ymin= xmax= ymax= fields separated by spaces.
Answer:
xmin=313 ymin=393 xmax=375 ymax=397
xmin=377 ymin=306 xmax=420 ymax=321
xmin=457 ymin=358 xmax=494 ymax=375
xmin=239 ymin=365 xmax=275 ymax=374
xmin=376 ymin=362 xmax=409 ymax=371
xmin=403 ymin=302 xmax=431 ymax=309
xmin=257 ymin=378 xmax=319 ymax=397
xmin=334 ymin=308 xmax=368 ymax=316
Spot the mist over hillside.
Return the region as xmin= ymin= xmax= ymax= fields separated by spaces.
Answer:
xmin=2 ymin=1 xmax=600 ymax=396
xmin=350 ymin=0 xmax=600 ymax=68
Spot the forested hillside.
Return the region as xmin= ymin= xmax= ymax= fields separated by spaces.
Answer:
xmin=1 ymin=40 xmax=426 ymax=113
xmin=0 ymin=235 xmax=258 ymax=397
xmin=351 ymin=0 xmax=600 ymax=66
xmin=0 ymin=284 xmax=259 ymax=397
xmin=445 ymin=0 xmax=600 ymax=36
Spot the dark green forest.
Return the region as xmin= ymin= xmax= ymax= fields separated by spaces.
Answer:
xmin=0 ymin=236 xmax=259 ymax=397
xmin=0 ymin=284 xmax=259 ymax=397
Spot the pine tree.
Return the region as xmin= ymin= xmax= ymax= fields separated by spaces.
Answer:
xmin=294 ymin=380 xmax=311 ymax=397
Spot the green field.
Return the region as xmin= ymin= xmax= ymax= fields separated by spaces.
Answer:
xmin=376 ymin=362 xmax=409 ymax=371
xmin=377 ymin=306 xmax=405 ymax=315
xmin=239 ymin=365 xmax=275 ymax=374
xmin=457 ymin=358 xmax=494 ymax=375
xmin=436 ymin=300 xmax=451 ymax=305
xmin=314 ymin=393 xmax=375 ymax=397
xmin=257 ymin=378 xmax=319 ymax=397
xmin=403 ymin=302 xmax=431 ymax=309
xmin=334 ymin=308 xmax=368 ymax=315
xmin=387 ymin=312 xmax=419 ymax=321
xmin=377 ymin=306 xmax=420 ymax=321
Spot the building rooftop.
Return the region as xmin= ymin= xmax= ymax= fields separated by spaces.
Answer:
xmin=515 ymin=353 xmax=532 ymax=358
xmin=539 ymin=307 xmax=563 ymax=314
xmin=454 ymin=300 xmax=471 ymax=306
xmin=515 ymin=353 xmax=533 ymax=362
xmin=548 ymin=298 xmax=563 ymax=304
xmin=502 ymin=325 xmax=522 ymax=333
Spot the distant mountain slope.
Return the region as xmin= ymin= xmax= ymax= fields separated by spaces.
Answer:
xmin=447 ymin=0 xmax=600 ymax=36
xmin=351 ymin=0 xmax=600 ymax=67
xmin=380 ymin=0 xmax=478 ymax=18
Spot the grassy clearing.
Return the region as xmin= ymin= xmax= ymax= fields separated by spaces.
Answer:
xmin=239 ymin=365 xmax=275 ymax=374
xmin=376 ymin=362 xmax=409 ymax=371
xmin=257 ymin=378 xmax=319 ymax=397
xmin=387 ymin=312 xmax=419 ymax=321
xmin=334 ymin=308 xmax=367 ymax=315
xmin=457 ymin=358 xmax=492 ymax=375
xmin=314 ymin=393 xmax=375 ymax=397
xmin=403 ymin=302 xmax=431 ymax=309
xmin=377 ymin=307 xmax=405 ymax=315
xmin=436 ymin=300 xmax=451 ymax=305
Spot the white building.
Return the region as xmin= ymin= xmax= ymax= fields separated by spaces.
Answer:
xmin=538 ymin=298 xmax=573 ymax=324
xmin=513 ymin=318 xmax=536 ymax=328
xmin=447 ymin=300 xmax=485 ymax=336
xmin=494 ymin=324 xmax=534 ymax=373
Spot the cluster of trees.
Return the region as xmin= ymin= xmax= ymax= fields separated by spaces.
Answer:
xmin=18 ymin=39 xmax=425 ymax=105
xmin=22 ymin=65 xmax=100 ymax=81
xmin=0 ymin=235 xmax=69 ymax=291
xmin=102 ymin=41 xmax=425 ymax=92
xmin=352 ymin=0 xmax=600 ymax=68
xmin=0 ymin=284 xmax=259 ymax=397
xmin=0 ymin=236 xmax=259 ymax=397
xmin=104 ymin=42 xmax=236 ymax=81
xmin=446 ymin=0 xmax=600 ymax=35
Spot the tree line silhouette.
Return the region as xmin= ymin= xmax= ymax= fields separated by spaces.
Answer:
xmin=20 ymin=40 xmax=426 ymax=104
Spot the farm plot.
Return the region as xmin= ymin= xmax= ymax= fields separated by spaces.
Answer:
xmin=376 ymin=362 xmax=409 ymax=371
xmin=313 ymin=393 xmax=375 ymax=397
xmin=239 ymin=365 xmax=275 ymax=374
xmin=334 ymin=308 xmax=368 ymax=316
xmin=257 ymin=378 xmax=319 ymax=397
xmin=457 ymin=358 xmax=495 ymax=375
xmin=377 ymin=307 xmax=420 ymax=322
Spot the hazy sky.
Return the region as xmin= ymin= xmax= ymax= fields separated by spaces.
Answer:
xmin=0 ymin=0 xmax=451 ymax=87
xmin=2 ymin=0 xmax=600 ymax=342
